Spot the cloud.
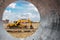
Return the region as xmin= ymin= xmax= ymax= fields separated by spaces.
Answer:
xmin=24 ymin=13 xmax=39 ymax=18
xmin=15 ymin=13 xmax=38 ymax=19
xmin=3 ymin=10 xmax=12 ymax=16
xmin=2 ymin=10 xmax=13 ymax=20
xmin=4 ymin=10 xmax=11 ymax=13
xmin=30 ymin=7 xmax=38 ymax=12
xmin=3 ymin=10 xmax=40 ymax=22
xmin=28 ymin=3 xmax=38 ymax=12
xmin=24 ymin=13 xmax=40 ymax=22
xmin=8 ymin=3 xmax=16 ymax=8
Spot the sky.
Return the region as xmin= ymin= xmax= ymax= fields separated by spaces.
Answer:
xmin=2 ymin=1 xmax=40 ymax=22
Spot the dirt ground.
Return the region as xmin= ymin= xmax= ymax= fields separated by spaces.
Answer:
xmin=5 ymin=22 xmax=40 ymax=38
xmin=8 ymin=32 xmax=34 ymax=38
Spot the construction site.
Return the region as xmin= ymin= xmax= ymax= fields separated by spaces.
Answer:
xmin=3 ymin=18 xmax=40 ymax=38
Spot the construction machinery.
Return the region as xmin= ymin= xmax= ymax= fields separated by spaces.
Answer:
xmin=6 ymin=19 xmax=33 ymax=29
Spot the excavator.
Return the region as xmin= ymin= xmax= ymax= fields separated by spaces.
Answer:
xmin=6 ymin=19 xmax=33 ymax=29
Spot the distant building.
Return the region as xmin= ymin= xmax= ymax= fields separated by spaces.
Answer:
xmin=3 ymin=19 xmax=9 ymax=23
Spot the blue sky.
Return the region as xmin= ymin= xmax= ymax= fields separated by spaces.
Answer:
xmin=2 ymin=1 xmax=40 ymax=22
